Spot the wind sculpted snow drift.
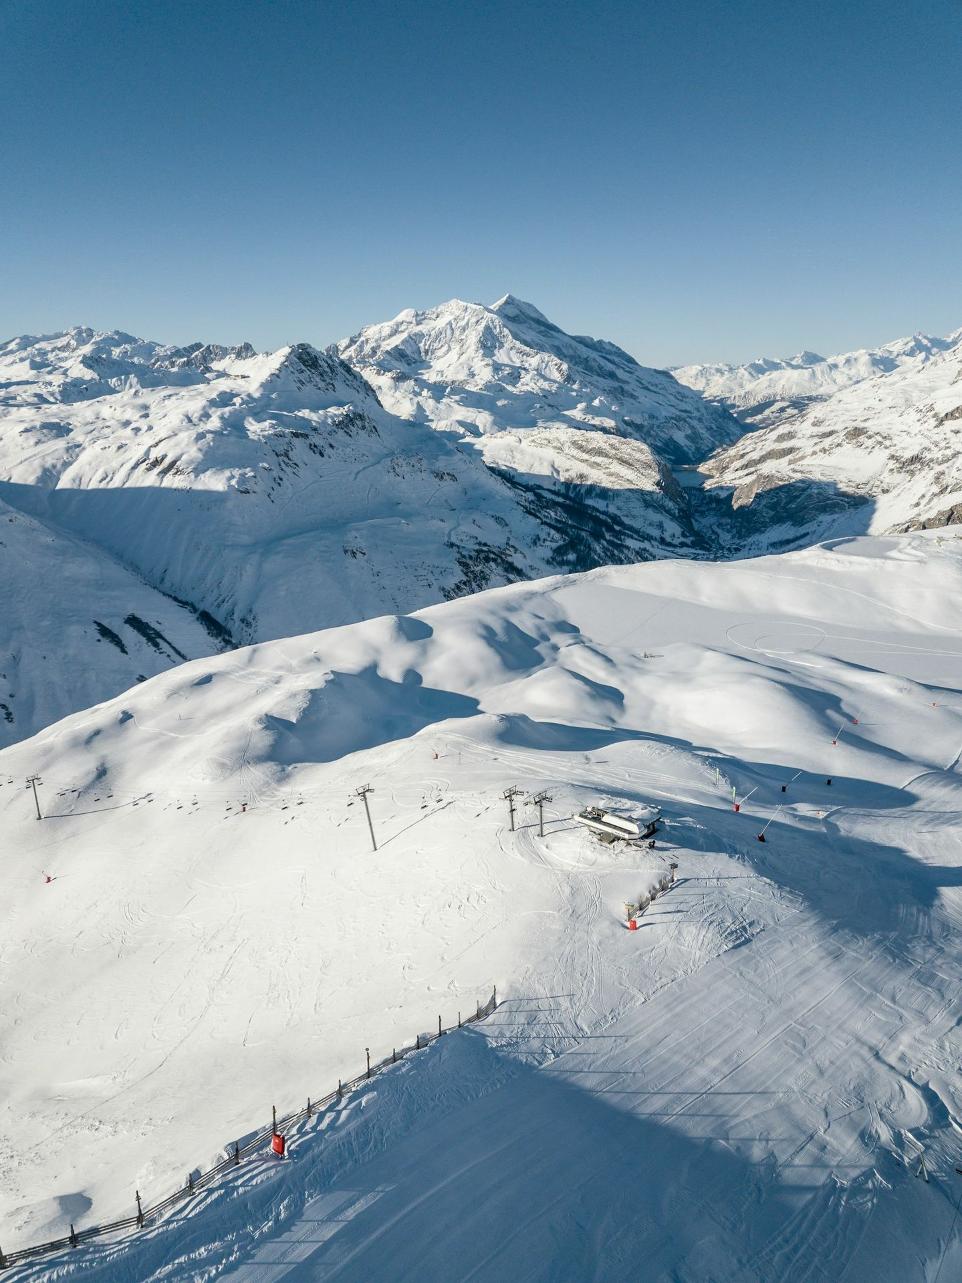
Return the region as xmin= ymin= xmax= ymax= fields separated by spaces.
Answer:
xmin=6 ymin=533 xmax=962 ymax=1280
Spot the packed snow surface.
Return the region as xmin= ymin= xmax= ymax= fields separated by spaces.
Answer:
xmin=7 ymin=533 xmax=962 ymax=1279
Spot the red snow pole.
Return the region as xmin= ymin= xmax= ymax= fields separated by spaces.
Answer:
xmin=270 ymin=1104 xmax=285 ymax=1156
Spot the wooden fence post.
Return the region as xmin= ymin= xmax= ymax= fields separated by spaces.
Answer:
xmin=136 ymin=1190 xmax=144 ymax=1228
xmin=233 ymin=1143 xmax=240 ymax=1166
xmin=306 ymin=1097 xmax=312 ymax=1118
xmin=69 ymin=1224 xmax=78 ymax=1247
xmin=438 ymin=1014 xmax=442 ymax=1037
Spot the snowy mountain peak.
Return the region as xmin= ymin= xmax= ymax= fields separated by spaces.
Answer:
xmin=246 ymin=341 xmax=380 ymax=406
xmin=0 ymin=327 xmax=264 ymax=405
xmin=490 ymin=293 xmax=552 ymax=325
xmin=338 ymin=296 xmax=740 ymax=465
xmin=1 ymin=325 xmax=161 ymax=371
xmin=787 ymin=350 xmax=826 ymax=367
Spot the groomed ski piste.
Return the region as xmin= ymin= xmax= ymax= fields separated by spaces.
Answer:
xmin=5 ymin=532 xmax=962 ymax=1280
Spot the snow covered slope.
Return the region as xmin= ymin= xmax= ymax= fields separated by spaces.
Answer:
xmin=701 ymin=336 xmax=962 ymax=552
xmin=675 ymin=328 xmax=962 ymax=428
xmin=337 ymin=294 xmax=740 ymax=470
xmin=0 ymin=495 xmax=223 ymax=748
xmin=7 ymin=533 xmax=962 ymax=1280
xmin=0 ymin=323 xmax=711 ymax=726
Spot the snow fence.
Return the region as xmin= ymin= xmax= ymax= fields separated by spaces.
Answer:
xmin=0 ymin=987 xmax=500 ymax=1271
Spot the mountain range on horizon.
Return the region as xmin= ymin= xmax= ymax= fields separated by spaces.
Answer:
xmin=673 ymin=326 xmax=962 ymax=427
xmin=1 ymin=296 xmax=961 ymax=748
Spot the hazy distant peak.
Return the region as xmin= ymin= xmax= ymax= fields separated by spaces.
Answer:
xmin=674 ymin=324 xmax=962 ymax=426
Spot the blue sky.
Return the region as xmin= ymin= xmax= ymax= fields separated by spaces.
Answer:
xmin=2 ymin=0 xmax=960 ymax=365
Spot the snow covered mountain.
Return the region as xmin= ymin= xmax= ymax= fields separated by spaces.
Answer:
xmin=7 ymin=307 xmax=962 ymax=751
xmin=701 ymin=333 xmax=962 ymax=552
xmin=7 ymin=532 xmax=962 ymax=1281
xmin=337 ymin=293 xmax=740 ymax=468
xmin=0 ymin=317 xmax=741 ymax=744
xmin=0 ymin=496 xmax=224 ymax=749
xmin=674 ymin=328 xmax=962 ymax=428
